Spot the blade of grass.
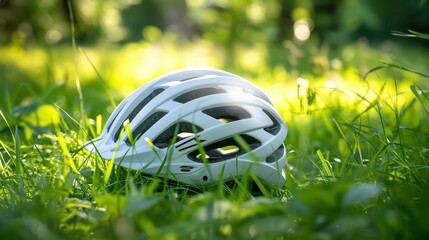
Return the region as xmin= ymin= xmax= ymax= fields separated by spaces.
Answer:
xmin=193 ymin=125 xmax=213 ymax=180
xmin=80 ymin=49 xmax=116 ymax=108
xmin=410 ymin=85 xmax=429 ymax=114
xmin=316 ymin=149 xmax=335 ymax=181
xmin=56 ymin=127 xmax=79 ymax=174
xmin=14 ymin=126 xmax=24 ymax=175
xmin=249 ymin=171 xmax=273 ymax=198
xmin=103 ymin=127 xmax=126 ymax=185
xmin=0 ymin=111 xmax=15 ymax=170
xmin=391 ymin=30 xmax=429 ymax=40
xmin=217 ymin=163 xmax=226 ymax=198
xmin=364 ymin=62 xmax=429 ymax=80
xmin=67 ymin=0 xmax=86 ymax=140
xmin=13 ymin=127 xmax=36 ymax=190
xmin=231 ymin=175 xmax=253 ymax=203
xmin=0 ymin=108 xmax=16 ymax=144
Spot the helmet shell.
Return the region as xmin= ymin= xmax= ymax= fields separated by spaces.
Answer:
xmin=86 ymin=68 xmax=288 ymax=186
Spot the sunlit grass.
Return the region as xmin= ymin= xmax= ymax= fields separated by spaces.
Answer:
xmin=1 ymin=37 xmax=429 ymax=238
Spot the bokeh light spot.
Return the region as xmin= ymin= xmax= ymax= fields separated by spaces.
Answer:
xmin=296 ymin=77 xmax=309 ymax=88
xmin=294 ymin=19 xmax=311 ymax=42
xmin=246 ymin=3 xmax=266 ymax=23
xmin=45 ymin=30 xmax=63 ymax=44
xmin=325 ymin=80 xmax=337 ymax=89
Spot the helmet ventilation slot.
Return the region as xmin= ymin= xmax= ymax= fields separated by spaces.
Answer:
xmin=263 ymin=109 xmax=281 ymax=135
xmin=195 ymin=145 xmax=240 ymax=160
xmin=173 ymin=87 xmax=226 ymax=103
xmin=153 ymin=122 xmax=203 ymax=148
xmin=114 ymin=88 xmax=165 ymax=142
xmin=188 ymin=135 xmax=261 ymax=162
xmin=180 ymin=165 xmax=194 ymax=172
xmin=125 ymin=111 xmax=167 ymax=145
xmin=266 ymin=144 xmax=285 ymax=163
xmin=128 ymin=88 xmax=165 ymax=123
xmin=203 ymin=106 xmax=251 ymax=123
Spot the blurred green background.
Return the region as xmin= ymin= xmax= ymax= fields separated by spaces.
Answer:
xmin=2 ymin=0 xmax=429 ymax=46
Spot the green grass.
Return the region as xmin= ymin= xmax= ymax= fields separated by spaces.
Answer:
xmin=0 ymin=37 xmax=429 ymax=239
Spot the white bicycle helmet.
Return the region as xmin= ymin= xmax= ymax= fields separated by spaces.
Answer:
xmin=86 ymin=68 xmax=288 ymax=186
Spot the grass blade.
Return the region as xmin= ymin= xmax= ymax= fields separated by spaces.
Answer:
xmin=364 ymin=62 xmax=429 ymax=80
xmin=391 ymin=30 xmax=429 ymax=40
xmin=80 ymin=49 xmax=116 ymax=108
xmin=14 ymin=126 xmax=24 ymax=175
xmin=56 ymin=127 xmax=79 ymax=174
xmin=67 ymin=0 xmax=86 ymax=140
xmin=316 ymin=149 xmax=335 ymax=181
xmin=410 ymin=84 xmax=429 ymax=114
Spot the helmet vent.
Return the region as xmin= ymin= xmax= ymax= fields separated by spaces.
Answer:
xmin=127 ymin=88 xmax=165 ymax=123
xmin=124 ymin=111 xmax=167 ymax=145
xmin=173 ymin=87 xmax=226 ymax=103
xmin=180 ymin=165 xmax=194 ymax=172
xmin=188 ymin=135 xmax=261 ymax=162
xmin=195 ymin=145 xmax=240 ymax=160
xmin=263 ymin=109 xmax=281 ymax=135
xmin=266 ymin=144 xmax=285 ymax=163
xmin=203 ymin=106 xmax=251 ymax=123
xmin=115 ymin=89 xmax=165 ymax=141
xmin=153 ymin=122 xmax=203 ymax=148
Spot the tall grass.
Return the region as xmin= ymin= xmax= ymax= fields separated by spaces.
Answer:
xmin=1 ymin=35 xmax=429 ymax=239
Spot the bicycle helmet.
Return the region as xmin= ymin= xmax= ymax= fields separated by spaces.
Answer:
xmin=86 ymin=68 xmax=288 ymax=186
